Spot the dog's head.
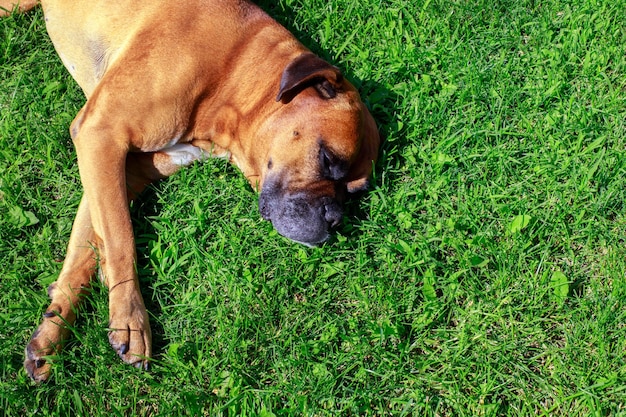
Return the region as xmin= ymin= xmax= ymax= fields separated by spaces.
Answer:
xmin=256 ymin=53 xmax=379 ymax=246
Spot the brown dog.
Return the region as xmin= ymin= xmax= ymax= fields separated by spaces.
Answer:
xmin=2 ymin=0 xmax=379 ymax=381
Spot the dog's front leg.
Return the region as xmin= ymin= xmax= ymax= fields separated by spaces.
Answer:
xmin=25 ymin=150 xmax=176 ymax=381
xmin=24 ymin=196 xmax=95 ymax=382
xmin=72 ymin=112 xmax=151 ymax=370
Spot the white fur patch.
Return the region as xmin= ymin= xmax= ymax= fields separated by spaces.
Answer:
xmin=163 ymin=144 xmax=209 ymax=167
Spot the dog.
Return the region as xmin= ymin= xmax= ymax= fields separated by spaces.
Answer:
xmin=1 ymin=0 xmax=379 ymax=382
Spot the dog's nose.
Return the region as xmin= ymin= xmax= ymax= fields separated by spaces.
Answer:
xmin=324 ymin=201 xmax=343 ymax=228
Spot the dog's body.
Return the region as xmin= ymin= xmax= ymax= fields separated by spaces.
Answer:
xmin=1 ymin=0 xmax=379 ymax=381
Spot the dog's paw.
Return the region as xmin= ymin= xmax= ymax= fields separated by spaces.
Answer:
xmin=23 ymin=317 xmax=68 ymax=382
xmin=24 ymin=338 xmax=53 ymax=382
xmin=107 ymin=300 xmax=152 ymax=370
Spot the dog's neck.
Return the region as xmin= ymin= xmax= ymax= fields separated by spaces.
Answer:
xmin=190 ymin=25 xmax=309 ymax=189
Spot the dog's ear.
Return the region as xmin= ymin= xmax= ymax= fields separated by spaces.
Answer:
xmin=345 ymin=104 xmax=380 ymax=193
xmin=276 ymin=53 xmax=343 ymax=103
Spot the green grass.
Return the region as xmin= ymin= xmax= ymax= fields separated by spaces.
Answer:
xmin=2 ymin=0 xmax=626 ymax=415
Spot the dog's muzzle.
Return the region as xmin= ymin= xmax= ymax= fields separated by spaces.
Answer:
xmin=259 ymin=185 xmax=343 ymax=246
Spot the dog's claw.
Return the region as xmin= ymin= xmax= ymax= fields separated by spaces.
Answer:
xmin=24 ymin=360 xmax=51 ymax=382
xmin=24 ymin=344 xmax=52 ymax=383
xmin=107 ymin=309 xmax=152 ymax=371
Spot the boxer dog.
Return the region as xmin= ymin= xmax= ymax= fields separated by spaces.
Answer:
xmin=1 ymin=0 xmax=379 ymax=382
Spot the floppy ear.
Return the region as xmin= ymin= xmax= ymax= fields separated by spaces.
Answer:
xmin=345 ymin=104 xmax=380 ymax=193
xmin=276 ymin=53 xmax=344 ymax=103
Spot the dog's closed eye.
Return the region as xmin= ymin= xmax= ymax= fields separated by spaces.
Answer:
xmin=319 ymin=145 xmax=348 ymax=180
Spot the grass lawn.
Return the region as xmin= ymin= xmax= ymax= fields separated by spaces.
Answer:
xmin=2 ymin=0 xmax=626 ymax=415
